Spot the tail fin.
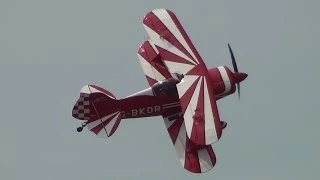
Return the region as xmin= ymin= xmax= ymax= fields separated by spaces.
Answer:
xmin=72 ymin=85 xmax=121 ymax=138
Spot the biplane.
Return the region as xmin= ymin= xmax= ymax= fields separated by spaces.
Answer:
xmin=71 ymin=9 xmax=247 ymax=173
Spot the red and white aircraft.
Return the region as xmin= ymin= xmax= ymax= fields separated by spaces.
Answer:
xmin=72 ymin=9 xmax=247 ymax=173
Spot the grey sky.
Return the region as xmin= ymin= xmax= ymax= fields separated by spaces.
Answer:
xmin=1 ymin=0 xmax=319 ymax=179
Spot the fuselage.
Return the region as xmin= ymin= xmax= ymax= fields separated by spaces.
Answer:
xmin=71 ymin=65 xmax=247 ymax=137
xmin=119 ymin=65 xmax=244 ymax=119
xmin=120 ymin=78 xmax=181 ymax=119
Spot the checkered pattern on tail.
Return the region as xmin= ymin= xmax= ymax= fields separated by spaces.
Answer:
xmin=72 ymin=84 xmax=122 ymax=138
xmin=72 ymin=93 xmax=91 ymax=120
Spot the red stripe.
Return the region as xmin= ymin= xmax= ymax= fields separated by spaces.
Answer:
xmin=153 ymin=60 xmax=172 ymax=79
xmin=156 ymin=46 xmax=195 ymax=65
xmin=206 ymin=146 xmax=217 ymax=167
xmin=166 ymin=10 xmax=205 ymax=66
xmin=90 ymin=85 xmax=115 ymax=99
xmin=185 ymin=65 xmax=204 ymax=76
xmin=167 ymin=117 xmax=184 ymax=144
xmin=146 ymin=76 xmax=158 ymax=86
xmin=184 ymin=139 xmax=201 ymax=173
xmin=138 ymin=41 xmax=158 ymax=62
xmin=139 ymin=41 xmax=172 ymax=83
xmin=108 ymin=114 xmax=122 ymax=136
xmin=143 ymin=12 xmax=197 ymax=65
xmin=90 ymin=112 xmax=119 ymax=135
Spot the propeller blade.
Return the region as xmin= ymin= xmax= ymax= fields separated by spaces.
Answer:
xmin=228 ymin=43 xmax=238 ymax=73
xmin=237 ymin=83 xmax=240 ymax=99
xmin=228 ymin=43 xmax=241 ymax=99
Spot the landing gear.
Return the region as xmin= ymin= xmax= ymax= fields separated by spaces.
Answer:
xmin=77 ymin=122 xmax=87 ymax=132
xmin=220 ymin=121 xmax=227 ymax=129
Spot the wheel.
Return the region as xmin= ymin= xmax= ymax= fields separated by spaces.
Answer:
xmin=77 ymin=127 xmax=83 ymax=132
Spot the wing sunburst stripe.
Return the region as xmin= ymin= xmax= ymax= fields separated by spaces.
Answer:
xmin=152 ymin=9 xmax=199 ymax=65
xmin=174 ymin=120 xmax=188 ymax=167
xmin=177 ymin=76 xmax=199 ymax=99
xmin=163 ymin=60 xmax=195 ymax=76
xmin=183 ymin=77 xmax=203 ymax=142
xmin=144 ymin=11 xmax=198 ymax=65
xmin=197 ymin=148 xmax=214 ymax=172
xmin=143 ymin=25 xmax=197 ymax=66
xmin=190 ymin=77 xmax=205 ymax=145
xmin=184 ymin=140 xmax=201 ymax=173
xmin=166 ymin=117 xmax=184 ymax=144
xmin=204 ymin=78 xmax=218 ymax=144
xmin=141 ymin=9 xmax=221 ymax=173
xmin=157 ymin=46 xmax=195 ymax=66
xmin=138 ymin=54 xmax=166 ymax=81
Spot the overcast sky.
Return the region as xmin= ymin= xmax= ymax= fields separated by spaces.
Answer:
xmin=1 ymin=0 xmax=320 ymax=179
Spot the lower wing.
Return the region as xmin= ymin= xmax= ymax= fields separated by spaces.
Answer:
xmin=163 ymin=110 xmax=217 ymax=173
xmin=137 ymin=41 xmax=216 ymax=173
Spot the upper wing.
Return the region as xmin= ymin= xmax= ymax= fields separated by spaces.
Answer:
xmin=137 ymin=41 xmax=217 ymax=173
xmin=142 ymin=9 xmax=222 ymax=145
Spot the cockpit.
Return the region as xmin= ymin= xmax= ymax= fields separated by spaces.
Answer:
xmin=152 ymin=78 xmax=180 ymax=97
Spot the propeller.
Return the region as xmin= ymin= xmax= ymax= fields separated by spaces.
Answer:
xmin=228 ymin=43 xmax=238 ymax=73
xmin=228 ymin=43 xmax=247 ymax=99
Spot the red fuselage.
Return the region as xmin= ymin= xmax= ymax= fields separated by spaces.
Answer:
xmin=120 ymin=78 xmax=181 ymax=119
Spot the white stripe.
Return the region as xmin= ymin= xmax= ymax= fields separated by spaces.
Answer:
xmin=174 ymin=121 xmax=187 ymax=166
xmin=163 ymin=60 xmax=195 ymax=76
xmin=143 ymin=25 xmax=197 ymax=66
xmin=164 ymin=117 xmax=176 ymax=129
xmin=97 ymin=129 xmax=108 ymax=138
xmin=86 ymin=111 xmax=119 ymax=131
xmin=162 ymin=104 xmax=180 ymax=109
xmin=88 ymin=86 xmax=115 ymax=99
xmin=147 ymin=40 xmax=159 ymax=54
xmin=197 ymin=148 xmax=214 ymax=172
xmin=182 ymin=76 xmax=203 ymax=139
xmin=88 ymin=86 xmax=101 ymax=93
xmin=217 ymin=66 xmax=231 ymax=94
xmin=152 ymin=9 xmax=199 ymax=64
xmin=204 ymin=78 xmax=217 ymax=144
xmin=162 ymin=102 xmax=180 ymax=107
xmin=176 ymin=75 xmax=199 ymax=98
xmin=137 ymin=53 xmax=166 ymax=82
xmin=80 ymin=85 xmax=90 ymax=94
xmin=105 ymin=112 xmax=121 ymax=135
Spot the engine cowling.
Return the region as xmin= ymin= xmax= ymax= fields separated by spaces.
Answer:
xmin=208 ymin=66 xmax=236 ymax=99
